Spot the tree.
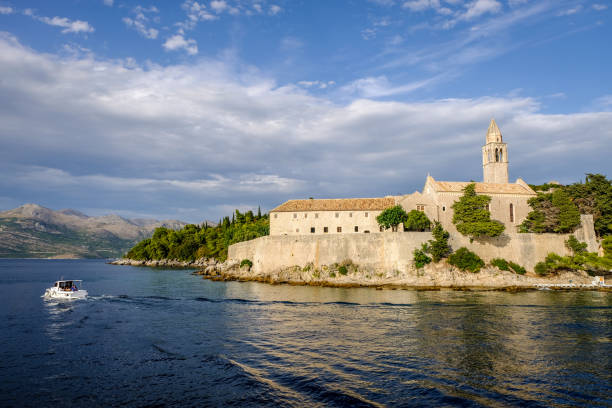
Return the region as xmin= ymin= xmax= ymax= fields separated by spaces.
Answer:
xmin=452 ymin=183 xmax=505 ymax=239
xmin=404 ymin=210 xmax=431 ymax=231
xmin=565 ymin=236 xmax=587 ymax=255
xmin=551 ymin=189 xmax=580 ymax=233
xmin=448 ymin=247 xmax=484 ymax=273
xmin=376 ymin=205 xmax=408 ymax=230
xmin=563 ymin=174 xmax=612 ymax=237
xmin=427 ymin=221 xmax=452 ymax=262
xmin=413 ymin=243 xmax=432 ymax=268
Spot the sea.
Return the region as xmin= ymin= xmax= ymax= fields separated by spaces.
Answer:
xmin=0 ymin=259 xmax=610 ymax=407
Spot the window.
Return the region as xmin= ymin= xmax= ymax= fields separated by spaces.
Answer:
xmin=305 ymin=213 xmax=308 ymax=218
xmin=335 ymin=212 xmax=339 ymax=218
xmin=354 ymin=226 xmax=358 ymax=232
xmin=417 ymin=205 xmax=425 ymax=211
xmin=315 ymin=213 xmax=319 ymax=219
xmin=442 ymin=206 xmax=446 ymax=212
xmin=324 ymin=227 xmax=328 ymax=233
xmin=337 ymin=226 xmax=342 ymax=233
xmin=293 ymin=213 xmax=297 ymax=219
xmin=510 ymin=203 xmax=514 ymax=223
xmin=349 ymin=212 xmax=352 ymax=217
xmin=365 ymin=212 xmax=369 ymax=217
xmin=311 ymin=227 xmax=315 ymax=233
xmin=364 ymin=230 xmax=370 ymax=233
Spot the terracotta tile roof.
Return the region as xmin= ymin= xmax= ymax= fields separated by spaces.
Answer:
xmin=432 ymin=181 xmax=535 ymax=195
xmin=271 ymin=197 xmax=396 ymax=212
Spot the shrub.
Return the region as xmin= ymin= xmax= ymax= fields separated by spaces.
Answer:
xmin=376 ymin=205 xmax=408 ymax=230
xmin=565 ymin=236 xmax=587 ymax=255
xmin=413 ymin=243 xmax=432 ymax=268
xmin=602 ymin=235 xmax=612 ymax=258
xmin=404 ymin=210 xmax=431 ymax=231
xmin=508 ymin=261 xmax=526 ymax=275
xmin=338 ymin=265 xmax=348 ymax=275
xmin=240 ymin=259 xmax=253 ymax=268
xmin=428 ymin=221 xmax=452 ymax=262
xmin=329 ymin=272 xmax=336 ymax=278
xmin=491 ymin=258 xmax=510 ymax=271
xmin=448 ymin=247 xmax=485 ymax=273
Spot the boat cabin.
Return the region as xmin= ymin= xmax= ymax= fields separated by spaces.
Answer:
xmin=54 ymin=280 xmax=82 ymax=291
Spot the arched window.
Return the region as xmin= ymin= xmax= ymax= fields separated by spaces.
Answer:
xmin=509 ymin=203 xmax=514 ymax=223
xmin=499 ymin=148 xmax=503 ymax=162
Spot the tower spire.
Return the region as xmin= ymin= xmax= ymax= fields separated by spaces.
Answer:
xmin=486 ymin=118 xmax=502 ymax=143
xmin=482 ymin=119 xmax=508 ymax=183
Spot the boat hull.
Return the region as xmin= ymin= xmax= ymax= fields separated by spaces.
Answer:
xmin=43 ymin=288 xmax=88 ymax=300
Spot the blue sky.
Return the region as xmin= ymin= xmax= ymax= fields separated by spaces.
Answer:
xmin=0 ymin=0 xmax=610 ymax=223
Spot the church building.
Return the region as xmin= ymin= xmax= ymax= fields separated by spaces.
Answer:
xmin=270 ymin=119 xmax=537 ymax=236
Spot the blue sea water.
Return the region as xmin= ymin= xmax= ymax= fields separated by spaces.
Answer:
xmin=0 ymin=259 xmax=610 ymax=407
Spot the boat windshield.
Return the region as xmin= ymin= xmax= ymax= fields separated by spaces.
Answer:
xmin=57 ymin=281 xmax=81 ymax=291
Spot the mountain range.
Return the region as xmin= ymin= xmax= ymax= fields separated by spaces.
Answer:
xmin=0 ymin=204 xmax=192 ymax=259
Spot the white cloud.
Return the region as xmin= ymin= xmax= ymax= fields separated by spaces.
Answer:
xmin=0 ymin=6 xmax=14 ymax=14
xmin=280 ymin=36 xmax=303 ymax=51
xmin=123 ymin=6 xmax=160 ymax=39
xmin=361 ymin=28 xmax=377 ymax=40
xmin=298 ymin=80 xmax=336 ymax=89
xmin=341 ymin=75 xmax=439 ymax=97
xmin=592 ymin=4 xmax=608 ymax=11
xmin=31 ymin=14 xmax=95 ymax=34
xmin=0 ymin=34 xmax=610 ymax=220
xmin=557 ymin=5 xmax=583 ymax=16
xmin=163 ymin=34 xmax=198 ymax=54
xmin=103 ymin=0 xmax=114 ymax=6
xmin=462 ymin=0 xmax=502 ymax=20
xmin=210 ymin=0 xmax=228 ymax=13
xmin=269 ymin=5 xmax=282 ymax=15
xmin=403 ymin=0 xmax=452 ymax=14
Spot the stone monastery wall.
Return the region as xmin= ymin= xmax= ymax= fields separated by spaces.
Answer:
xmin=229 ymin=216 xmax=598 ymax=273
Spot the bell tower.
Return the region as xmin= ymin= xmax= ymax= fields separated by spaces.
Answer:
xmin=482 ymin=118 xmax=509 ymax=183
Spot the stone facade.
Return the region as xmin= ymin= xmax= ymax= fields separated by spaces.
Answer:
xmin=270 ymin=119 xmax=536 ymax=235
xmin=229 ymin=215 xmax=598 ymax=273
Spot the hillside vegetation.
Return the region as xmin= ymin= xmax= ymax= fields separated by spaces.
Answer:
xmin=126 ymin=209 xmax=269 ymax=261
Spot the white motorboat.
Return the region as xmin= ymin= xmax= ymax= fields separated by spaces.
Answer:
xmin=43 ymin=280 xmax=88 ymax=300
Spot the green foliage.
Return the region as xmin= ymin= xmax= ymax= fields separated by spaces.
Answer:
xmin=404 ymin=210 xmax=431 ymax=231
xmin=534 ymin=251 xmax=612 ymax=276
xmin=491 ymin=258 xmax=510 ymax=271
xmin=427 ymin=221 xmax=452 ymax=262
xmin=329 ymin=272 xmax=336 ymax=278
xmin=602 ymin=236 xmax=612 ymax=258
xmin=413 ymin=243 xmax=432 ymax=268
xmin=552 ymin=189 xmax=581 ymax=233
xmin=562 ymin=174 xmax=612 ymax=237
xmin=376 ymin=205 xmax=408 ymax=230
xmin=452 ymin=183 xmax=505 ymax=238
xmin=448 ymin=247 xmax=485 ymax=273
xmin=508 ymin=261 xmax=526 ymax=275
xmin=526 ymin=174 xmax=611 ymax=236
xmin=240 ymin=259 xmax=253 ymax=268
xmin=565 ymin=236 xmax=587 ymax=255
xmin=338 ymin=265 xmax=348 ymax=275
xmin=490 ymin=258 xmax=526 ymax=274
xmin=126 ymin=209 xmax=269 ymax=261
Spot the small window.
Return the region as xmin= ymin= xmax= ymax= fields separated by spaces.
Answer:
xmin=364 ymin=230 xmax=370 ymax=233
xmin=354 ymin=226 xmax=358 ymax=232
xmin=274 ymin=213 xmax=278 ymax=218
xmin=365 ymin=212 xmax=368 ymax=217
xmin=417 ymin=205 xmax=425 ymax=211
xmin=293 ymin=213 xmax=297 ymax=219
xmin=335 ymin=212 xmax=339 ymax=218
xmin=315 ymin=213 xmax=319 ymax=219
xmin=304 ymin=213 xmax=308 ymax=218
xmin=510 ymin=203 xmax=514 ymax=223
xmin=311 ymin=227 xmax=315 ymax=233
xmin=349 ymin=212 xmax=352 ymax=217
xmin=337 ymin=226 xmax=342 ymax=233
xmin=442 ymin=206 xmax=446 ymax=212
xmin=324 ymin=227 xmax=328 ymax=233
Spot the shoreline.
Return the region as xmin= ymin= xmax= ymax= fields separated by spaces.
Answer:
xmin=111 ymin=258 xmax=611 ymax=291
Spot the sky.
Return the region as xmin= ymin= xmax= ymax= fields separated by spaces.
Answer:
xmin=0 ymin=0 xmax=610 ymax=223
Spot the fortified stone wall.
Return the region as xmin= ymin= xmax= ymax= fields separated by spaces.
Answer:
xmin=229 ymin=215 xmax=598 ymax=273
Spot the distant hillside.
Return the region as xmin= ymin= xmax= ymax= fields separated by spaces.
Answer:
xmin=0 ymin=204 xmax=201 ymax=258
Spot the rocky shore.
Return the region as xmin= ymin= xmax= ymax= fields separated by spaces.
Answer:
xmin=111 ymin=258 xmax=608 ymax=290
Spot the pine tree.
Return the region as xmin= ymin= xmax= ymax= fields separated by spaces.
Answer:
xmin=452 ymin=183 xmax=505 ymax=239
xmin=427 ymin=221 xmax=452 ymax=262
